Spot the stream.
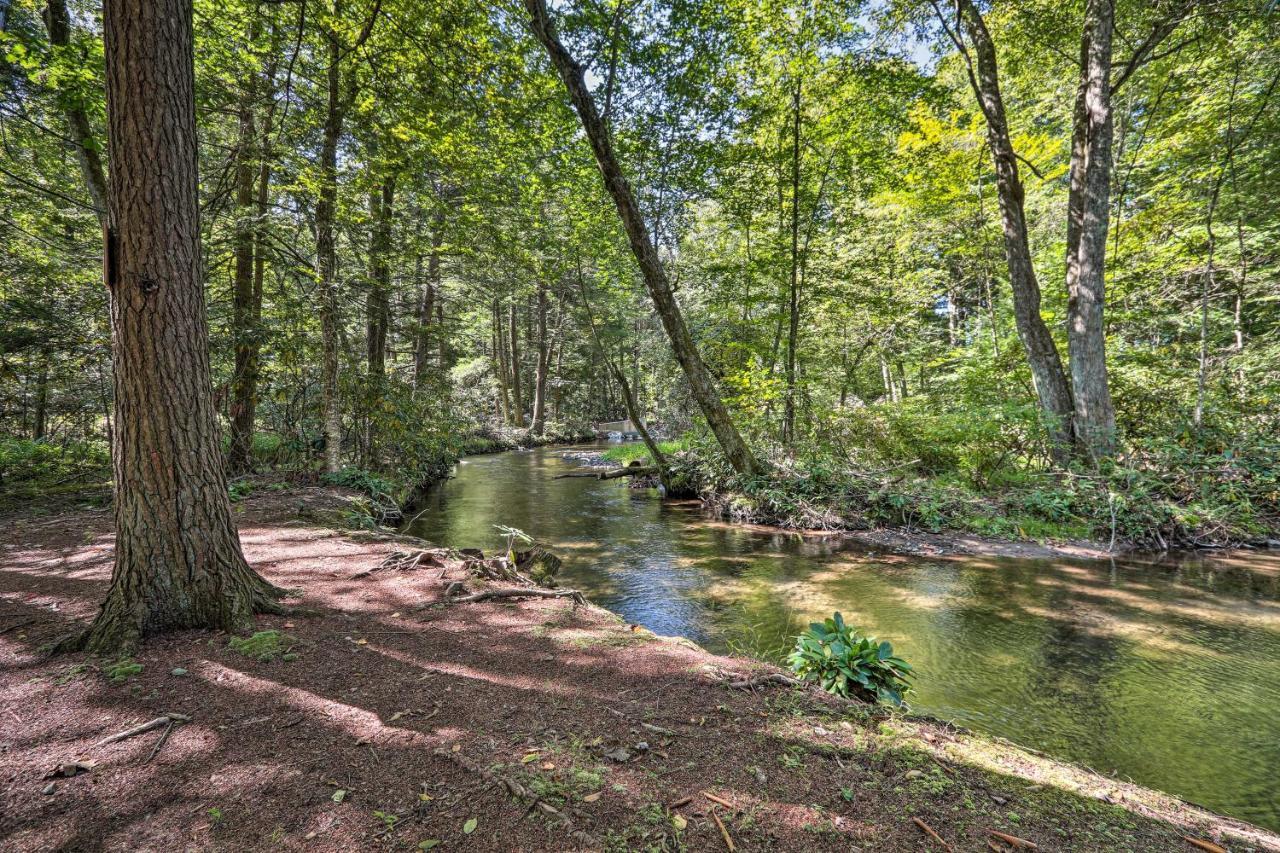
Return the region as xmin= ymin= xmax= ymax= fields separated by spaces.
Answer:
xmin=404 ymin=444 xmax=1280 ymax=831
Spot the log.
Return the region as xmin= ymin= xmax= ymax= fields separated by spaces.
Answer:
xmin=598 ymin=465 xmax=658 ymax=480
xmin=444 ymin=586 xmax=586 ymax=606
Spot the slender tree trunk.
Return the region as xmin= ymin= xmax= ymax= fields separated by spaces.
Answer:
xmin=783 ymin=81 xmax=801 ymax=447
xmin=42 ymin=0 xmax=109 ymax=221
xmin=67 ymin=0 xmax=283 ymax=655
xmin=1066 ymin=0 xmax=1117 ymax=459
xmin=32 ymin=348 xmax=50 ymax=441
xmin=316 ymin=22 xmax=344 ymax=473
xmin=508 ymin=300 xmax=524 ymax=426
xmin=493 ymin=298 xmax=512 ymax=424
xmin=953 ymin=0 xmax=1075 ymax=464
xmin=530 ymin=281 xmax=550 ymax=435
xmin=526 ymin=0 xmax=762 ymax=476
xmin=228 ymin=41 xmax=260 ymax=474
xmin=414 ymin=207 xmax=444 ymax=389
xmin=364 ymin=176 xmax=393 ymax=462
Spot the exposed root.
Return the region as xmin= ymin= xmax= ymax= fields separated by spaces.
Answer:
xmin=93 ymin=712 xmax=191 ymax=749
xmin=723 ymin=672 xmax=805 ymax=691
xmin=442 ymin=583 xmax=586 ymax=607
xmin=352 ymin=548 xmax=449 ymax=579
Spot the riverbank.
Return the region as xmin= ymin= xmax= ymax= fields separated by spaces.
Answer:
xmin=2 ymin=485 xmax=1275 ymax=851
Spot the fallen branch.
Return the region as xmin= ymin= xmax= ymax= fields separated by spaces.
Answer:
xmin=598 ymin=464 xmax=658 ymax=480
xmin=93 ymin=713 xmax=190 ymax=749
xmin=144 ymin=721 xmax=175 ymax=764
xmin=988 ymin=829 xmax=1037 ymax=850
xmin=0 ymin=618 xmax=35 ymax=635
xmin=351 ymin=548 xmax=448 ymax=579
xmin=913 ymin=817 xmax=952 ymax=851
xmin=710 ymin=807 xmax=735 ymax=851
xmin=702 ymin=791 xmax=736 ymax=810
xmin=443 ymin=585 xmax=586 ymax=607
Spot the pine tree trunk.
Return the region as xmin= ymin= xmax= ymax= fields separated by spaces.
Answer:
xmin=414 ymin=208 xmax=444 ymax=389
xmin=955 ymin=0 xmax=1075 ymax=465
xmin=69 ymin=0 xmax=284 ymax=656
xmin=526 ymin=0 xmax=762 ymax=476
xmin=364 ymin=176 xmax=394 ymax=462
xmin=1065 ymin=0 xmax=1118 ymax=459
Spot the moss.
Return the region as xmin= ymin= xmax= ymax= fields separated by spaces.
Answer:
xmin=228 ymin=630 xmax=295 ymax=662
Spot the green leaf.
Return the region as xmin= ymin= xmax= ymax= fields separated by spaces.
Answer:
xmin=462 ymin=818 xmax=478 ymax=834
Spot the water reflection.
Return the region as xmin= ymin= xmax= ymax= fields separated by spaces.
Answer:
xmin=405 ymin=445 xmax=1280 ymax=831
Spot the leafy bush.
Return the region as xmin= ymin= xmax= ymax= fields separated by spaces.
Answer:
xmin=0 ymin=438 xmax=110 ymax=486
xmin=787 ymin=613 xmax=913 ymax=706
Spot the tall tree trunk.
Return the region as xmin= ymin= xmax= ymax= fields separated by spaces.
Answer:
xmin=42 ymin=0 xmax=109 ymax=221
xmin=68 ymin=0 xmax=283 ymax=655
xmin=492 ymin=298 xmax=512 ymax=424
xmin=508 ymin=299 xmax=524 ymax=426
xmin=32 ymin=348 xmax=50 ymax=441
xmin=782 ymin=81 xmax=801 ymax=447
xmin=364 ymin=176 xmax=394 ymax=462
xmin=526 ymin=0 xmax=762 ymax=476
xmin=1066 ymin=0 xmax=1118 ymax=459
xmin=530 ymin=281 xmax=550 ymax=435
xmin=952 ymin=0 xmax=1075 ymax=464
xmin=228 ymin=40 xmax=260 ymax=474
xmin=414 ymin=207 xmax=444 ymax=389
xmin=316 ymin=22 xmax=344 ymax=473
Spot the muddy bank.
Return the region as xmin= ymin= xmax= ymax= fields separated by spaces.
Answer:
xmin=1 ymin=487 xmax=1276 ymax=852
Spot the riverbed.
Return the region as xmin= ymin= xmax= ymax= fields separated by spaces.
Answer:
xmin=404 ymin=444 xmax=1280 ymax=831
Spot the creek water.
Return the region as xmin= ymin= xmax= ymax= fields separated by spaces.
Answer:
xmin=404 ymin=444 xmax=1280 ymax=831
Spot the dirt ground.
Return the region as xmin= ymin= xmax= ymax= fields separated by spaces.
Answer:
xmin=2 ymin=486 xmax=1276 ymax=852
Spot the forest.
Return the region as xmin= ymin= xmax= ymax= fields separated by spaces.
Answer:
xmin=2 ymin=0 xmax=1280 ymax=850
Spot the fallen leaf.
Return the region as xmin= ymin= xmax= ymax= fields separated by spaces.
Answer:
xmin=541 ymin=762 xmax=555 ymax=770
xmin=332 ymin=789 xmax=347 ymax=803
xmin=521 ymin=753 xmax=540 ymax=764
xmin=462 ymin=817 xmax=477 ymax=834
xmin=418 ymin=841 xmax=440 ymax=850
xmin=355 ymin=639 xmax=368 ymax=646
xmin=582 ymin=792 xmax=601 ymax=803
xmin=451 ymin=744 xmax=461 ymax=753
xmin=671 ymin=813 xmax=687 ymax=831
xmin=419 ymin=793 xmax=433 ymax=802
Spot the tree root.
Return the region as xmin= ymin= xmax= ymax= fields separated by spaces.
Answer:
xmin=352 ymin=548 xmax=448 ymax=579
xmin=93 ymin=712 xmax=190 ymax=749
xmin=433 ymin=746 xmax=592 ymax=841
xmin=723 ymin=672 xmax=805 ymax=691
xmin=442 ymin=582 xmax=586 ymax=607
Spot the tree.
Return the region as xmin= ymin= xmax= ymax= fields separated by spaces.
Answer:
xmin=941 ymin=0 xmax=1076 ymax=463
xmin=525 ymin=0 xmax=764 ymax=476
xmin=64 ymin=0 xmax=284 ymax=654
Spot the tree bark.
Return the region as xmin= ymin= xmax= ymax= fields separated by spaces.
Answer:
xmin=951 ymin=0 xmax=1075 ymax=464
xmin=526 ymin=0 xmax=762 ymax=476
xmin=1065 ymin=0 xmax=1118 ymax=459
xmin=316 ymin=20 xmax=344 ymax=473
xmin=69 ymin=0 xmax=283 ymax=655
xmin=530 ymin=281 xmax=550 ymax=435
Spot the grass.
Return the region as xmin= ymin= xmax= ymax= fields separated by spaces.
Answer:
xmin=600 ymin=440 xmax=687 ymax=466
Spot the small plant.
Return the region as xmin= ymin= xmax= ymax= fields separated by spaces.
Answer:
xmin=228 ymin=630 xmax=294 ymax=662
xmin=787 ymin=612 xmax=913 ymax=706
xmin=207 ymin=806 xmax=224 ymax=825
xmin=106 ymin=658 xmax=143 ymax=683
xmin=373 ymin=810 xmax=400 ymax=831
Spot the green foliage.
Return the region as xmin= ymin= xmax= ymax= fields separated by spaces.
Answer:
xmin=228 ymin=630 xmax=295 ymax=662
xmin=788 ymin=613 xmax=913 ymax=706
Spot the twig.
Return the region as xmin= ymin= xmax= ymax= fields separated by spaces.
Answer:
xmin=1181 ymin=839 xmax=1225 ymax=853
xmin=144 ymin=721 xmax=174 ymax=764
xmin=668 ymin=795 xmax=693 ymax=809
xmin=0 ymin=619 xmax=36 ymax=635
xmin=93 ymin=713 xmax=191 ymax=748
xmin=988 ymin=829 xmax=1037 ymax=850
xmin=710 ymin=806 xmax=735 ymax=851
xmin=702 ymin=791 xmax=736 ymax=810
xmin=914 ymin=817 xmax=952 ymax=851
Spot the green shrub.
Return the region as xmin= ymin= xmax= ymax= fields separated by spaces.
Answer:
xmin=788 ymin=613 xmax=913 ymax=706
